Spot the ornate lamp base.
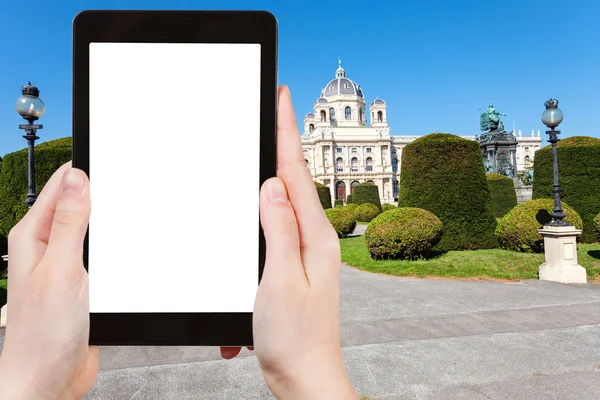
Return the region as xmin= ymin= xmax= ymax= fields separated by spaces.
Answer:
xmin=538 ymin=225 xmax=587 ymax=284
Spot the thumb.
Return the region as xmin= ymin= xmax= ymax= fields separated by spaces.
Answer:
xmin=44 ymin=168 xmax=90 ymax=269
xmin=259 ymin=177 xmax=305 ymax=284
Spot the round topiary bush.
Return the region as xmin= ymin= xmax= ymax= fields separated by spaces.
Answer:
xmin=314 ymin=182 xmax=332 ymax=210
xmin=487 ymin=173 xmax=518 ymax=218
xmin=355 ymin=203 xmax=380 ymax=222
xmin=496 ymin=198 xmax=583 ymax=253
xmin=325 ymin=208 xmax=356 ymax=238
xmin=398 ymin=133 xmax=498 ymax=251
xmin=0 ymin=137 xmax=72 ymax=237
xmin=594 ymin=212 xmax=600 ymax=243
xmin=532 ymin=136 xmax=600 ymax=243
xmin=365 ymin=207 xmax=443 ymax=260
xmin=382 ymin=203 xmax=397 ymax=212
xmin=353 ymin=183 xmax=382 ymax=212
xmin=334 ymin=199 xmax=344 ymax=208
xmin=344 ymin=203 xmax=359 ymax=215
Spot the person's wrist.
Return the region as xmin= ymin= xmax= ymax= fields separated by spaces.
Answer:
xmin=262 ymin=352 xmax=356 ymax=399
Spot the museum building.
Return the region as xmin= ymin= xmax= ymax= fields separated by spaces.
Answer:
xmin=301 ymin=61 xmax=542 ymax=204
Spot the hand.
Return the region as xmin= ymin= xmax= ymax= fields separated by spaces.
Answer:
xmin=0 ymin=162 xmax=99 ymax=399
xmin=221 ymin=86 xmax=356 ymax=399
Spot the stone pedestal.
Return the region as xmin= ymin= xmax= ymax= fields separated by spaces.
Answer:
xmin=0 ymin=304 xmax=6 ymax=327
xmin=538 ymin=225 xmax=587 ymax=284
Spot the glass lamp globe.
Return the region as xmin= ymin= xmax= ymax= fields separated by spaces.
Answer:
xmin=16 ymin=95 xmax=46 ymax=119
xmin=16 ymin=82 xmax=45 ymax=120
xmin=541 ymin=99 xmax=563 ymax=128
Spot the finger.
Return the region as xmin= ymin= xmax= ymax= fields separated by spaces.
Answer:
xmin=220 ymin=347 xmax=242 ymax=360
xmin=42 ymin=168 xmax=90 ymax=274
xmin=7 ymin=161 xmax=72 ymax=280
xmin=259 ymin=178 xmax=305 ymax=284
xmin=276 ymin=86 xmax=339 ymax=277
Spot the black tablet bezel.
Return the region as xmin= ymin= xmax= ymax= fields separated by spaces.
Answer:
xmin=72 ymin=10 xmax=277 ymax=346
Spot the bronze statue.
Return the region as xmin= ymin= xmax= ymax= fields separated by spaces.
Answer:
xmin=480 ymin=103 xmax=507 ymax=133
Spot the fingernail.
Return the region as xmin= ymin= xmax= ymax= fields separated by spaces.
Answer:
xmin=267 ymin=179 xmax=288 ymax=203
xmin=61 ymin=168 xmax=84 ymax=195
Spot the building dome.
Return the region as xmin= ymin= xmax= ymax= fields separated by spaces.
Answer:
xmin=321 ymin=59 xmax=364 ymax=99
xmin=316 ymin=97 xmax=329 ymax=104
xmin=305 ymin=112 xmax=315 ymax=119
xmin=371 ymin=97 xmax=385 ymax=105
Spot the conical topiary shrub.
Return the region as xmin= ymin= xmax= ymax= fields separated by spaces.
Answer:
xmin=397 ymin=133 xmax=498 ymax=251
xmin=532 ymin=136 xmax=600 ymax=243
xmin=314 ymin=182 xmax=332 ymax=210
xmin=487 ymin=173 xmax=518 ymax=218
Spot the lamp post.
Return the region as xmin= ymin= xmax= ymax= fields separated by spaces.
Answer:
xmin=16 ymin=82 xmax=45 ymax=209
xmin=537 ymin=98 xmax=586 ymax=283
xmin=541 ymin=99 xmax=567 ymax=226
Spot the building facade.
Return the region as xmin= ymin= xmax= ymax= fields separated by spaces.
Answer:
xmin=301 ymin=61 xmax=542 ymax=204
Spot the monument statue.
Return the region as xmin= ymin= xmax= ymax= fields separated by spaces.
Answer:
xmin=480 ymin=104 xmax=507 ymax=134
xmin=483 ymin=159 xmax=493 ymax=173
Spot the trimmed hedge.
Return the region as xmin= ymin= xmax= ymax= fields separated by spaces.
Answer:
xmin=496 ymin=198 xmax=583 ymax=253
xmin=355 ymin=203 xmax=380 ymax=222
xmin=334 ymin=199 xmax=344 ymax=208
xmin=346 ymin=194 xmax=354 ymax=204
xmin=532 ymin=136 xmax=600 ymax=243
xmin=344 ymin=203 xmax=359 ymax=215
xmin=487 ymin=173 xmax=518 ymax=218
xmin=594 ymin=212 xmax=600 ymax=242
xmin=365 ymin=207 xmax=443 ymax=260
xmin=398 ymin=133 xmax=498 ymax=251
xmin=353 ymin=183 xmax=382 ymax=212
xmin=325 ymin=208 xmax=356 ymax=238
xmin=382 ymin=203 xmax=397 ymax=212
xmin=315 ymin=182 xmax=332 ymax=210
xmin=0 ymin=137 xmax=72 ymax=237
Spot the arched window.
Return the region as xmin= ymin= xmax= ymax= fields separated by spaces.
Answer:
xmin=336 ymin=157 xmax=344 ymax=172
xmin=377 ymin=111 xmax=383 ymax=122
xmin=392 ymin=158 xmax=398 ymax=173
xmin=320 ymin=110 xmax=326 ymax=121
xmin=345 ymin=106 xmax=351 ymax=120
xmin=305 ymin=159 xmax=309 ymax=165
xmin=359 ymin=108 xmax=363 ymax=121
xmin=351 ymin=180 xmax=360 ymax=193
xmin=371 ymin=112 xmax=374 ymax=121
xmin=351 ymin=157 xmax=358 ymax=172
xmin=366 ymin=157 xmax=373 ymax=171
xmin=329 ymin=107 xmax=335 ymax=121
xmin=393 ymin=180 xmax=399 ymax=198
xmin=367 ymin=180 xmax=375 ymax=184
xmin=524 ymin=155 xmax=531 ymax=168
xmin=335 ymin=181 xmax=346 ymax=201
xmin=309 ymin=123 xmax=315 ymax=132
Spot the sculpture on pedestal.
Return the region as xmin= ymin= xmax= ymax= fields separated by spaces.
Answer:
xmin=478 ymin=103 xmax=518 ymax=178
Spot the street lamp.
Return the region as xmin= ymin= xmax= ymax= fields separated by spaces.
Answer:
xmin=15 ymin=82 xmax=45 ymax=209
xmin=541 ymin=99 xmax=567 ymax=227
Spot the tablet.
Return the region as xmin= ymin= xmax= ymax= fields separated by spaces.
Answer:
xmin=72 ymin=10 xmax=277 ymax=346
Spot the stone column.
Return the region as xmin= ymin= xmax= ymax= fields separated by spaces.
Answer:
xmin=512 ymin=149 xmax=518 ymax=176
xmin=538 ymin=225 xmax=587 ymax=283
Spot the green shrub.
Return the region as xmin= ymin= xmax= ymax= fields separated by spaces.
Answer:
xmin=487 ymin=173 xmax=518 ymax=218
xmin=344 ymin=203 xmax=359 ymax=215
xmin=365 ymin=207 xmax=443 ymax=260
xmin=0 ymin=137 xmax=72 ymax=237
xmin=325 ymin=208 xmax=356 ymax=238
xmin=0 ymin=280 xmax=6 ymax=307
xmin=594 ymin=213 xmax=600 ymax=243
xmin=382 ymin=203 xmax=397 ymax=212
xmin=353 ymin=183 xmax=382 ymax=212
xmin=398 ymin=133 xmax=498 ymax=251
xmin=355 ymin=203 xmax=380 ymax=222
xmin=346 ymin=194 xmax=354 ymax=204
xmin=314 ymin=182 xmax=332 ymax=210
xmin=334 ymin=199 xmax=344 ymax=208
xmin=532 ymin=136 xmax=600 ymax=243
xmin=496 ymin=198 xmax=583 ymax=253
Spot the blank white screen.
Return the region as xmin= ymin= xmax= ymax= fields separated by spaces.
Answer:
xmin=88 ymin=43 xmax=261 ymax=313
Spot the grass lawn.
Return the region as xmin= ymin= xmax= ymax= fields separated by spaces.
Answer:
xmin=340 ymin=236 xmax=600 ymax=281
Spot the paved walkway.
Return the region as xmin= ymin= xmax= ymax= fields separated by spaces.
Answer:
xmin=1 ymin=265 xmax=600 ymax=399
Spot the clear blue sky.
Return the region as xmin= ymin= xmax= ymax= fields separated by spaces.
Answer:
xmin=1 ymin=0 xmax=599 ymax=156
